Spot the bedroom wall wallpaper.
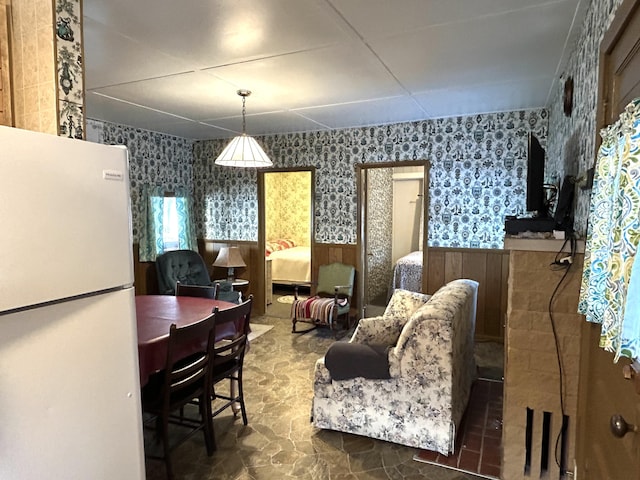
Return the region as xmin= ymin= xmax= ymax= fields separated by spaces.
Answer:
xmin=86 ymin=119 xmax=194 ymax=243
xmin=365 ymin=168 xmax=393 ymax=304
xmin=546 ymin=0 xmax=624 ymax=236
xmin=264 ymin=171 xmax=311 ymax=246
xmin=194 ymin=109 xmax=548 ymax=248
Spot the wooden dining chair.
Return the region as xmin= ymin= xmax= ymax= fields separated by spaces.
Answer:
xmin=208 ymin=296 xmax=253 ymax=450
xmin=141 ymin=315 xmax=215 ymax=480
xmin=175 ymin=281 xmax=219 ymax=299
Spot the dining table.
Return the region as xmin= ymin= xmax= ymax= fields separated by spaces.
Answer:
xmin=136 ymin=295 xmax=237 ymax=387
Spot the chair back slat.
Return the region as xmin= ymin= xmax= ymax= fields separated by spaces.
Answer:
xmin=163 ymin=316 xmax=214 ymax=407
xmin=176 ymin=282 xmax=219 ymax=299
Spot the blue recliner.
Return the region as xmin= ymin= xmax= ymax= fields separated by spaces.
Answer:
xmin=155 ymin=250 xmax=212 ymax=295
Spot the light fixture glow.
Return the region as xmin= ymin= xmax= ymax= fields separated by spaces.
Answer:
xmin=215 ymin=90 xmax=272 ymax=168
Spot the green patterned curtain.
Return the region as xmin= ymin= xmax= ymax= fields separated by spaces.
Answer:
xmin=139 ymin=185 xmax=198 ymax=262
xmin=578 ymin=98 xmax=640 ymax=361
xmin=174 ymin=187 xmax=198 ymax=252
xmin=139 ymin=185 xmax=165 ymax=262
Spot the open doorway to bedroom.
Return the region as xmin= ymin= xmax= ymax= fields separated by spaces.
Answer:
xmin=357 ymin=161 xmax=428 ymax=319
xmin=259 ymin=168 xmax=314 ymax=317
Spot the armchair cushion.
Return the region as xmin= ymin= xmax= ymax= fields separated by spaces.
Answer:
xmin=324 ymin=342 xmax=390 ymax=381
xmin=350 ymin=290 xmax=431 ymax=346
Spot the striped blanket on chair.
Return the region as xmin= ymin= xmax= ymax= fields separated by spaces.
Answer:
xmin=292 ymin=296 xmax=347 ymax=328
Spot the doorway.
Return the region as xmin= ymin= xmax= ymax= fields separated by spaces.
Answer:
xmin=258 ymin=168 xmax=314 ymax=313
xmin=356 ymin=161 xmax=429 ymax=318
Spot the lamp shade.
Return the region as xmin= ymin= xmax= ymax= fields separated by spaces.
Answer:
xmin=214 ymin=134 xmax=273 ymax=167
xmin=213 ymin=246 xmax=246 ymax=268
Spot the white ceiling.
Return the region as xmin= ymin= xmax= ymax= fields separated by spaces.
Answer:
xmin=83 ymin=0 xmax=587 ymax=140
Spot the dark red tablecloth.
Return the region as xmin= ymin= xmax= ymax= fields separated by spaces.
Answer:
xmin=136 ymin=295 xmax=236 ymax=386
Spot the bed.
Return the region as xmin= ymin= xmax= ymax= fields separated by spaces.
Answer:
xmin=267 ymin=241 xmax=311 ymax=285
xmin=391 ymin=251 xmax=423 ymax=293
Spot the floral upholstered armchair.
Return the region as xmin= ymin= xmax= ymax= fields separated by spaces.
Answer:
xmin=312 ymin=279 xmax=479 ymax=455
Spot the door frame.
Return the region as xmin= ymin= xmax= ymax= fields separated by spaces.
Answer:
xmin=355 ymin=160 xmax=430 ymax=319
xmin=257 ymin=167 xmax=316 ymax=310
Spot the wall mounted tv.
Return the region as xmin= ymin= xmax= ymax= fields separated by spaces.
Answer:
xmin=526 ymin=133 xmax=548 ymax=218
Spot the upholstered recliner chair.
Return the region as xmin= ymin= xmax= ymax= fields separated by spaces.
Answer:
xmin=312 ymin=279 xmax=479 ymax=455
xmin=155 ymin=250 xmax=212 ymax=295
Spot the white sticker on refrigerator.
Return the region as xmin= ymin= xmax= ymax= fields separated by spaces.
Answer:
xmin=103 ymin=170 xmax=124 ymax=181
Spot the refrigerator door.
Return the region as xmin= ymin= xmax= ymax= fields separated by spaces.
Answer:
xmin=0 ymin=126 xmax=134 ymax=313
xmin=0 ymin=288 xmax=144 ymax=480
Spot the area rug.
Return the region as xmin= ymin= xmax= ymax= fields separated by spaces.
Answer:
xmin=248 ymin=323 xmax=274 ymax=342
xmin=276 ymin=294 xmax=307 ymax=304
xmin=413 ymin=379 xmax=503 ymax=479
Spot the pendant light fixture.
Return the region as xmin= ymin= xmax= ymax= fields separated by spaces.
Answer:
xmin=214 ymin=89 xmax=272 ymax=167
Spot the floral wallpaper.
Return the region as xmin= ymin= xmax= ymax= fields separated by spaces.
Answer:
xmin=365 ymin=167 xmax=393 ymax=304
xmin=547 ymin=0 xmax=624 ymax=237
xmin=194 ymin=109 xmax=547 ymax=249
xmin=55 ymin=0 xmax=84 ymax=139
xmin=87 ymin=119 xmax=194 ymax=243
xmin=86 ymin=0 xmax=622 ymax=250
xmin=265 ymin=171 xmax=312 ymax=246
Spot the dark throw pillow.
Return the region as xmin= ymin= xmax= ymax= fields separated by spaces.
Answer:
xmin=324 ymin=342 xmax=391 ymax=381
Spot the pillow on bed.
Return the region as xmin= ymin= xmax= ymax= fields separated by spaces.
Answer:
xmin=276 ymin=239 xmax=296 ymax=249
xmin=265 ymin=239 xmax=296 ymax=256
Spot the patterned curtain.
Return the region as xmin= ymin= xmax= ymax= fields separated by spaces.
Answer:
xmin=174 ymin=187 xmax=198 ymax=252
xmin=139 ymin=185 xmax=165 ymax=262
xmin=138 ymin=186 xmax=198 ymax=262
xmin=578 ymin=98 xmax=640 ymax=361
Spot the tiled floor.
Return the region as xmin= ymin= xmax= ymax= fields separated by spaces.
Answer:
xmin=144 ymin=301 xmax=503 ymax=480
xmin=414 ymin=379 xmax=503 ymax=479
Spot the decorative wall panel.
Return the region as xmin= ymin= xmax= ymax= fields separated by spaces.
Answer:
xmin=55 ymin=0 xmax=84 ymax=138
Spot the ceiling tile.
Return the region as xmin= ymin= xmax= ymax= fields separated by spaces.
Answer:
xmin=205 ymin=43 xmax=405 ymax=110
xmin=294 ymin=96 xmax=428 ymax=129
xmin=368 ymin=1 xmax=578 ymax=92
xmin=413 ymin=77 xmax=553 ymax=118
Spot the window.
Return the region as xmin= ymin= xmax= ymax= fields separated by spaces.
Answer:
xmin=139 ymin=186 xmax=197 ymax=262
xmin=161 ymin=196 xmax=180 ymax=251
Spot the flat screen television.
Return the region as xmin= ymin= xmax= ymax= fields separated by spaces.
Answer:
xmin=526 ymin=133 xmax=548 ymax=218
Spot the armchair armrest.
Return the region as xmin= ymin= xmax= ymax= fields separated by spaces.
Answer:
xmin=349 ymin=316 xmax=404 ymax=346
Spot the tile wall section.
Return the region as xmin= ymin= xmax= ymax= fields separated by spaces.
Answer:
xmin=547 ymin=0 xmax=624 ymax=237
xmin=9 ymin=0 xmax=58 ymax=134
xmin=194 ymin=109 xmax=548 ymax=249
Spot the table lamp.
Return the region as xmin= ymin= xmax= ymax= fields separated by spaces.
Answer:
xmin=213 ymin=246 xmax=246 ymax=282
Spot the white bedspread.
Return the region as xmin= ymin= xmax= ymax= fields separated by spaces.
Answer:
xmin=270 ymin=246 xmax=311 ymax=284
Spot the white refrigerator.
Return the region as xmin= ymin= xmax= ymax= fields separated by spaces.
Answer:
xmin=0 ymin=126 xmax=145 ymax=479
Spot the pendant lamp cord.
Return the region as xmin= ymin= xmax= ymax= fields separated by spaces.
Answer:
xmin=241 ymin=95 xmax=247 ymax=134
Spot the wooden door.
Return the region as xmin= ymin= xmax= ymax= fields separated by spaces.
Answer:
xmin=576 ymin=0 xmax=640 ymax=478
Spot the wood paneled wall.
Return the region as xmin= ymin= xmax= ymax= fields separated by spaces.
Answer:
xmin=133 ymin=241 xmax=266 ymax=311
xmin=133 ymin=242 xmax=508 ymax=337
xmin=425 ymin=247 xmax=509 ymax=342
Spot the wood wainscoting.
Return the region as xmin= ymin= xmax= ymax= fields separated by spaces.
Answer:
xmin=133 ymin=242 xmax=507 ymax=335
xmin=425 ymin=247 xmax=509 ymax=343
xmin=132 ymin=241 xmax=266 ymax=314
